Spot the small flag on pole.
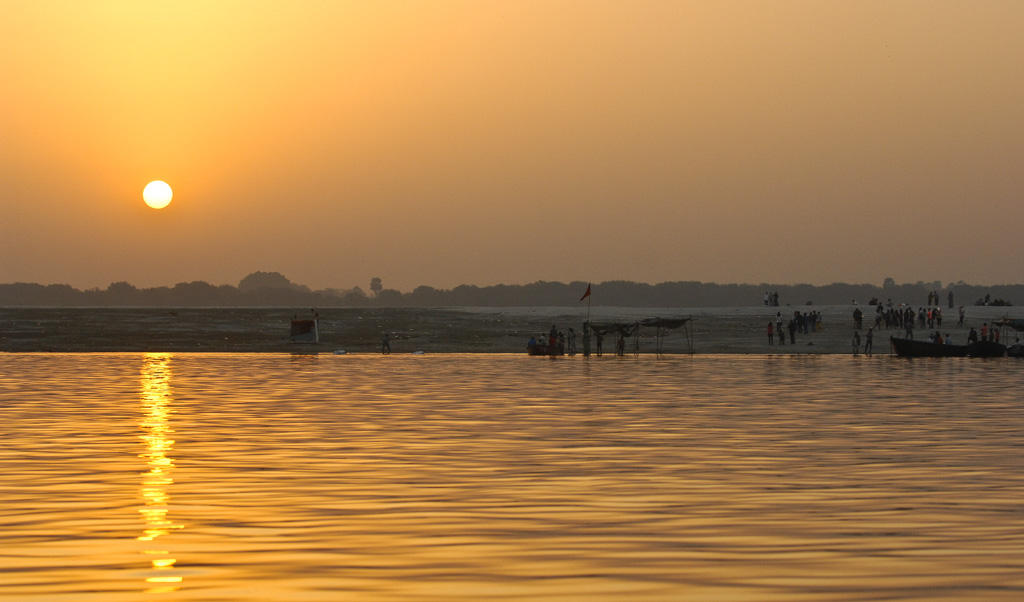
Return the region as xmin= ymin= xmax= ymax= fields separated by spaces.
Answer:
xmin=579 ymin=284 xmax=591 ymax=302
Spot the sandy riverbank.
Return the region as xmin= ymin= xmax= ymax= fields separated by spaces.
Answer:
xmin=1 ymin=305 xmax=1019 ymax=354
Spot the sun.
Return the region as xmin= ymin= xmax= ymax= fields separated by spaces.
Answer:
xmin=143 ymin=181 xmax=173 ymax=209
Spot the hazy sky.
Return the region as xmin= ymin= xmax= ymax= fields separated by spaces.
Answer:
xmin=2 ymin=1 xmax=1023 ymax=292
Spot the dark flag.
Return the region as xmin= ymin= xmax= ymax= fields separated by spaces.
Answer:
xmin=579 ymin=284 xmax=591 ymax=302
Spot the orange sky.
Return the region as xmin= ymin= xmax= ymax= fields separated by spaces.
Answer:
xmin=2 ymin=1 xmax=1023 ymax=292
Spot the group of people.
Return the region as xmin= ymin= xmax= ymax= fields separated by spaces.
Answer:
xmin=968 ymin=323 xmax=1001 ymax=345
xmin=766 ymin=310 xmax=823 ymax=346
xmin=876 ymin=305 xmax=970 ymax=337
xmin=763 ymin=291 xmax=781 ymax=307
xmin=526 ymin=324 xmax=598 ymax=355
xmin=527 ymin=323 xmax=634 ymax=356
xmin=867 ymin=304 xmax=967 ymax=337
xmin=926 ymin=332 xmax=957 ymax=345
xmin=527 ymin=325 xmax=575 ymax=354
xmin=851 ymin=328 xmax=875 ymax=356
xmin=925 ymin=289 xmax=955 ymax=308
xmin=919 ymin=324 xmax=1001 ymax=346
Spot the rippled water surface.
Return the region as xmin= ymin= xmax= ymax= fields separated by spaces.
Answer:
xmin=2 ymin=353 xmax=1023 ymax=601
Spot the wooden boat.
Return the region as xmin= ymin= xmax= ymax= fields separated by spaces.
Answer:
xmin=290 ymin=319 xmax=319 ymax=343
xmin=890 ymin=336 xmax=1007 ymax=358
xmin=890 ymin=336 xmax=967 ymax=357
xmin=967 ymin=340 xmax=1006 ymax=358
xmin=528 ymin=342 xmax=564 ymax=356
xmin=1007 ymin=344 xmax=1024 ymax=358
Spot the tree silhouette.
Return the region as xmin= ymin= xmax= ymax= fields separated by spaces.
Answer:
xmin=239 ymin=271 xmax=294 ymax=292
xmin=1 ymin=275 xmax=1019 ymax=308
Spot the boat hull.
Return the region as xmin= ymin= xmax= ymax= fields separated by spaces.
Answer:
xmin=890 ymin=336 xmax=967 ymax=357
xmin=528 ymin=343 xmax=564 ymax=356
xmin=290 ymin=319 xmax=319 ymax=343
xmin=967 ymin=340 xmax=1007 ymax=358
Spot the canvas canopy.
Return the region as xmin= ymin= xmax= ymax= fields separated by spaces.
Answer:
xmin=588 ymin=317 xmax=693 ymax=353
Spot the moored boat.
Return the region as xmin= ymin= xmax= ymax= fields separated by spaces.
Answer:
xmin=290 ymin=318 xmax=319 ymax=343
xmin=995 ymin=318 xmax=1024 ymax=357
xmin=890 ymin=336 xmax=967 ymax=357
xmin=967 ymin=340 xmax=1006 ymax=358
xmin=527 ymin=342 xmax=564 ymax=356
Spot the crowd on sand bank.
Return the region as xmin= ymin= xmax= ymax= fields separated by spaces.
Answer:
xmin=519 ymin=299 xmax=1022 ymax=357
xmin=3 ymin=305 xmax=1021 ymax=355
xmin=760 ymin=294 xmax=1022 ymax=357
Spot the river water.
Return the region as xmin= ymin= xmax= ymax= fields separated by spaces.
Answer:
xmin=2 ymin=353 xmax=1022 ymax=601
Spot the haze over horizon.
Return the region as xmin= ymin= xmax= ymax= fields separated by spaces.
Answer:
xmin=3 ymin=1 xmax=1023 ymax=293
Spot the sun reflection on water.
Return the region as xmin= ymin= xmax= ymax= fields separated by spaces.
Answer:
xmin=138 ymin=353 xmax=183 ymax=593
xmin=4 ymin=354 xmax=1024 ymax=599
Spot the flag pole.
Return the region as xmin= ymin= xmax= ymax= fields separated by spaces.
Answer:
xmin=580 ymin=282 xmax=592 ymax=357
xmin=587 ymin=287 xmax=592 ymax=323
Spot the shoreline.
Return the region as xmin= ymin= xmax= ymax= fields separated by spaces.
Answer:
xmin=2 ymin=305 xmax=1019 ymax=354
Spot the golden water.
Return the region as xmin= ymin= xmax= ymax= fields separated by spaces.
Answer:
xmin=2 ymin=353 xmax=1022 ymax=600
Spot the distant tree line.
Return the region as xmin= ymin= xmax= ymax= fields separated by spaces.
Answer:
xmin=0 ymin=272 xmax=1018 ymax=308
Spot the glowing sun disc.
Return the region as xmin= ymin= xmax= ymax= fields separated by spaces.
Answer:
xmin=143 ymin=181 xmax=173 ymax=209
